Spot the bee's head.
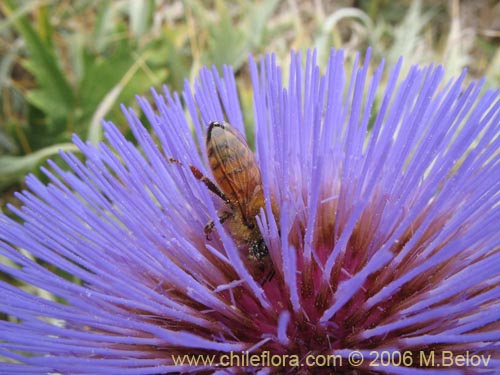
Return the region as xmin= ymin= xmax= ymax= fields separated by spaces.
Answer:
xmin=249 ymin=238 xmax=268 ymax=260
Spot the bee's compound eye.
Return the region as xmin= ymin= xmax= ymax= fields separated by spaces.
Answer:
xmin=249 ymin=239 xmax=268 ymax=260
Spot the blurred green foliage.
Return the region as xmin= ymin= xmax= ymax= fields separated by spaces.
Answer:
xmin=1 ymin=0 xmax=499 ymax=208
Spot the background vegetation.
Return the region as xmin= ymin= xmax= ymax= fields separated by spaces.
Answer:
xmin=1 ymin=0 xmax=499 ymax=209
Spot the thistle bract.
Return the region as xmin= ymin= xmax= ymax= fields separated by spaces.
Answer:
xmin=1 ymin=49 xmax=499 ymax=374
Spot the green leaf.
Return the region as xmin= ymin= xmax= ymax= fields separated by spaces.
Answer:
xmin=205 ymin=0 xmax=251 ymax=70
xmin=80 ymin=43 xmax=167 ymax=143
xmin=79 ymin=48 xmax=136 ymax=119
xmin=314 ymin=7 xmax=373 ymax=66
xmin=92 ymin=3 xmax=122 ymax=53
xmin=3 ymin=0 xmax=75 ymax=122
xmin=244 ymin=0 xmax=280 ymax=48
xmin=0 ymin=143 xmax=78 ymax=191
xmin=0 ymin=128 xmax=16 ymax=155
xmin=386 ymin=0 xmax=436 ymax=66
xmin=26 ymin=87 xmax=71 ymax=122
xmin=149 ymin=27 xmax=191 ymax=92
xmin=128 ymin=0 xmax=155 ymax=38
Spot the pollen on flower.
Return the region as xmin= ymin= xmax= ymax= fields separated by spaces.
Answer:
xmin=0 ymin=48 xmax=499 ymax=374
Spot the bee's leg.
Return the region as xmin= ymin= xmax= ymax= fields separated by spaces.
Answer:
xmin=204 ymin=211 xmax=232 ymax=240
xmin=168 ymin=157 xmax=230 ymax=205
xmin=261 ymin=268 xmax=275 ymax=286
xmin=188 ymin=165 xmax=231 ymax=205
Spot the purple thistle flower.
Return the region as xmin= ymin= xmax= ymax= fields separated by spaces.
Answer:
xmin=1 ymin=49 xmax=499 ymax=374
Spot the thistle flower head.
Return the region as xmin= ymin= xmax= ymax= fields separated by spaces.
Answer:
xmin=1 ymin=49 xmax=499 ymax=374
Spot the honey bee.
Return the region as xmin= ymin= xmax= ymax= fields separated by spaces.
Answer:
xmin=170 ymin=121 xmax=269 ymax=261
xmin=204 ymin=121 xmax=268 ymax=260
